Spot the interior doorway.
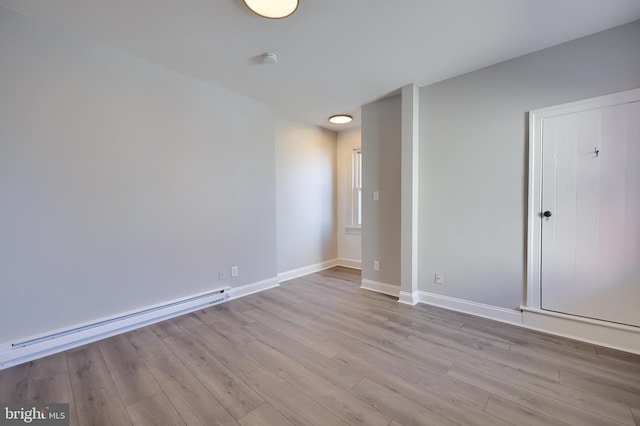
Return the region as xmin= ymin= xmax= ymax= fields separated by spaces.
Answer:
xmin=527 ymin=88 xmax=640 ymax=328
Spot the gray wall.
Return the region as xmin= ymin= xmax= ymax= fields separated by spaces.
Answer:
xmin=0 ymin=8 xmax=331 ymax=345
xmin=362 ymin=95 xmax=402 ymax=285
xmin=419 ymin=20 xmax=640 ymax=308
xmin=276 ymin=117 xmax=337 ymax=273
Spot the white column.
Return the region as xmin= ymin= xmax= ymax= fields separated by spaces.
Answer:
xmin=399 ymin=84 xmax=420 ymax=305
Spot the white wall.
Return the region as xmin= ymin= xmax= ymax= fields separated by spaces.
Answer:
xmin=276 ymin=118 xmax=337 ymax=274
xmin=336 ymin=128 xmax=362 ymax=267
xmin=361 ymin=95 xmax=402 ymax=286
xmin=419 ymin=20 xmax=640 ymax=309
xmin=0 ymin=7 xmax=331 ymax=347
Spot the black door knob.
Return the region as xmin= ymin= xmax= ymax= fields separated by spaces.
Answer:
xmin=543 ymin=211 xmax=552 ymax=218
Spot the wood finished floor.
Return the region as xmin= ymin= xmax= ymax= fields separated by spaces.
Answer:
xmin=1 ymin=267 xmax=639 ymax=425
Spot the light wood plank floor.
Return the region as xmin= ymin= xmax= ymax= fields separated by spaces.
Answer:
xmin=1 ymin=267 xmax=639 ymax=425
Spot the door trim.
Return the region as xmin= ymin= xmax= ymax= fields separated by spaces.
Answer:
xmin=526 ymin=87 xmax=640 ymax=310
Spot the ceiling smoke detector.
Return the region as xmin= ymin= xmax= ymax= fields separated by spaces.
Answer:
xmin=261 ymin=52 xmax=278 ymax=65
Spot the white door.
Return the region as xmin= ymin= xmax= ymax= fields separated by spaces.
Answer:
xmin=540 ymin=99 xmax=640 ymax=327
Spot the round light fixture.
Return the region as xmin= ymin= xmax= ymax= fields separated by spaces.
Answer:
xmin=243 ymin=0 xmax=299 ymax=19
xmin=328 ymin=114 xmax=353 ymax=124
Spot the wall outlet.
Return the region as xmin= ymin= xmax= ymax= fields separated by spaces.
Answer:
xmin=435 ymin=272 xmax=444 ymax=284
xmin=218 ymin=270 xmax=225 ymax=281
xmin=373 ymin=191 xmax=379 ymax=201
xmin=231 ymin=266 xmax=238 ymax=278
xmin=373 ymin=260 xmax=380 ymax=271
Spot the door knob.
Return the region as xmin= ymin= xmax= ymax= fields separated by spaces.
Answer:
xmin=543 ymin=211 xmax=552 ymax=218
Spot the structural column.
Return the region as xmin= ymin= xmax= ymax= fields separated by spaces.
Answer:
xmin=399 ymin=84 xmax=420 ymax=305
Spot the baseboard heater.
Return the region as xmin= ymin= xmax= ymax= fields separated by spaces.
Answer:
xmin=1 ymin=286 xmax=230 ymax=369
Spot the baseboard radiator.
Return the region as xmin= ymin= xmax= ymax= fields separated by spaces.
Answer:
xmin=1 ymin=286 xmax=230 ymax=369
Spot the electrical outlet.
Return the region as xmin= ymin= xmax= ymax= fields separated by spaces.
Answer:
xmin=373 ymin=191 xmax=379 ymax=201
xmin=218 ymin=270 xmax=225 ymax=281
xmin=435 ymin=272 xmax=444 ymax=284
xmin=231 ymin=266 xmax=238 ymax=277
xmin=373 ymin=260 xmax=380 ymax=271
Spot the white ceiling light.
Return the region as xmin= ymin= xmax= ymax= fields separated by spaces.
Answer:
xmin=243 ymin=0 xmax=299 ymax=19
xmin=329 ymin=114 xmax=353 ymax=124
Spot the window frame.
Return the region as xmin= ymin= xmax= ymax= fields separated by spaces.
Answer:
xmin=351 ymin=147 xmax=362 ymax=228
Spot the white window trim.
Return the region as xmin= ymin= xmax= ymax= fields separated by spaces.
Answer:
xmin=345 ymin=225 xmax=361 ymax=235
xmin=349 ymin=147 xmax=362 ymax=231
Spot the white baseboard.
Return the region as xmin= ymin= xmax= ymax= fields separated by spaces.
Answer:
xmin=520 ymin=307 xmax=640 ymax=355
xmin=416 ymin=291 xmax=640 ymax=355
xmin=418 ymin=291 xmax=523 ymax=325
xmin=0 ymin=275 xmax=283 ymax=371
xmin=336 ymin=258 xmax=361 ymax=270
xmin=229 ymin=277 xmax=279 ymax=299
xmin=0 ymin=286 xmax=232 ymax=370
xmin=398 ymin=291 xmax=419 ymax=306
xmin=278 ymin=259 xmax=339 ymax=283
xmin=361 ymin=279 xmax=400 ymax=297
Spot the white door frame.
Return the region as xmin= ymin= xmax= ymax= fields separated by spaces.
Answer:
xmin=526 ymin=87 xmax=640 ymax=310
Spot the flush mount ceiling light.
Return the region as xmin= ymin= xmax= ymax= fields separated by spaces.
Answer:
xmin=328 ymin=114 xmax=353 ymax=124
xmin=243 ymin=0 xmax=299 ymax=19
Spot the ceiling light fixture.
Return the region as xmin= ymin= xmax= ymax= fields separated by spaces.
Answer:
xmin=328 ymin=114 xmax=353 ymax=124
xmin=243 ymin=0 xmax=299 ymax=19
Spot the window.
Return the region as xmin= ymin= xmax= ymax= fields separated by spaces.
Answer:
xmin=352 ymin=147 xmax=362 ymax=227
